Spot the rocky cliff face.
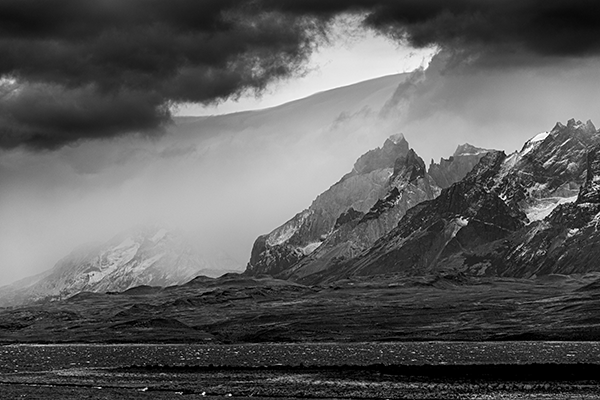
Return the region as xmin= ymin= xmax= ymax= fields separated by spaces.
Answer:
xmin=246 ymin=134 xmax=411 ymax=276
xmin=246 ymin=134 xmax=490 ymax=280
xmin=472 ymin=143 xmax=600 ymax=278
xmin=314 ymin=119 xmax=600 ymax=283
xmin=429 ymin=144 xmax=493 ymax=189
xmin=0 ymin=227 xmax=239 ymax=306
xmin=279 ymin=149 xmax=441 ymax=281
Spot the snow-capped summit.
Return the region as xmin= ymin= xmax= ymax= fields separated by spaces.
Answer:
xmin=387 ymin=133 xmax=406 ymax=145
xmin=454 ymin=143 xmax=490 ymax=157
xmin=0 ymin=226 xmax=240 ymax=306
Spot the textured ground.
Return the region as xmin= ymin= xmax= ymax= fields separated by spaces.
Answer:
xmin=2 ymin=273 xmax=600 ymax=344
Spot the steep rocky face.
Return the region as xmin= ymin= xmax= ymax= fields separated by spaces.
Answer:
xmin=311 ymin=119 xmax=600 ymax=283
xmin=466 ymin=143 xmax=600 ymax=278
xmin=315 ymin=151 xmax=526 ymax=282
xmin=0 ymin=227 xmax=239 ymax=306
xmin=429 ymin=143 xmax=492 ymax=188
xmin=577 ymin=144 xmax=600 ymax=204
xmin=246 ymin=134 xmax=412 ymax=276
xmin=247 ymin=134 xmax=491 ymax=281
xmin=280 ymin=149 xmax=441 ymax=281
xmin=495 ymin=119 xmax=597 ymax=221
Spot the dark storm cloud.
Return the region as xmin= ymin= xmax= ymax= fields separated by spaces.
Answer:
xmin=262 ymin=0 xmax=600 ymax=58
xmin=2 ymin=0 xmax=600 ymax=149
xmin=0 ymin=0 xmax=327 ymax=149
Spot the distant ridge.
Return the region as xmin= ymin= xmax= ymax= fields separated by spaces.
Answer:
xmin=0 ymin=226 xmax=240 ymax=306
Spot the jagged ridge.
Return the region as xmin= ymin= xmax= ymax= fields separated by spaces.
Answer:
xmin=309 ymin=119 xmax=600 ymax=283
xmin=246 ymin=134 xmax=491 ymax=281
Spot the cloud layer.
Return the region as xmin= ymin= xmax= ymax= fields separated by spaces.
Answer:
xmin=0 ymin=0 xmax=325 ymax=148
xmin=1 ymin=0 xmax=600 ymax=149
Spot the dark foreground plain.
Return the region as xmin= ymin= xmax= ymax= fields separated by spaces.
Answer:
xmin=3 ymin=343 xmax=600 ymax=399
xmin=2 ymin=273 xmax=600 ymax=343
xmin=4 ymin=274 xmax=600 ymax=398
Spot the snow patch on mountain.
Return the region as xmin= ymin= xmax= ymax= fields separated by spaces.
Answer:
xmin=105 ymin=241 xmax=139 ymax=269
xmin=524 ymin=195 xmax=578 ymax=222
xmin=301 ymin=242 xmax=322 ymax=255
xmin=456 ymin=217 xmax=469 ymax=227
xmin=567 ymin=228 xmax=580 ymax=238
xmin=520 ymin=132 xmax=548 ymax=156
xmin=266 ymin=210 xmax=312 ymax=247
xmin=530 ymin=131 xmax=549 ymax=143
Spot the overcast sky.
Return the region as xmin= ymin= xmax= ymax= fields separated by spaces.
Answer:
xmin=178 ymin=27 xmax=436 ymax=115
xmin=2 ymin=1 xmax=600 ymax=286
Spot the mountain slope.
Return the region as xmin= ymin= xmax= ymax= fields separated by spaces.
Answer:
xmin=246 ymin=134 xmax=412 ymax=277
xmin=315 ymin=119 xmax=599 ymax=283
xmin=0 ymin=227 xmax=240 ymax=306
xmin=278 ymin=148 xmax=440 ymax=281
xmin=457 ymin=142 xmax=600 ymax=278
xmin=246 ymin=135 xmax=491 ymax=281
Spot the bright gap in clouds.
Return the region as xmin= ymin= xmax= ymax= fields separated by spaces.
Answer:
xmin=177 ymin=29 xmax=437 ymax=116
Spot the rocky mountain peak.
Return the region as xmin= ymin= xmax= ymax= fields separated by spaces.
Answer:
xmin=500 ymin=118 xmax=600 ymax=205
xmin=462 ymin=150 xmax=506 ymax=187
xmin=249 ymin=119 xmax=600 ymax=285
xmin=387 ymin=133 xmax=406 ymax=145
xmin=586 ymin=120 xmax=597 ymax=133
xmin=566 ymin=118 xmax=597 ymax=133
xmin=349 ymin=134 xmax=409 ymax=177
xmin=428 ymin=144 xmax=492 ymax=189
xmin=246 ymin=133 xmax=444 ymax=279
xmin=552 ymin=119 xmax=597 ymax=136
xmin=577 ymin=145 xmax=600 ymax=204
xmin=392 ymin=148 xmax=426 ymax=183
xmin=453 ymin=143 xmax=487 ymax=157
xmin=552 ymin=121 xmax=566 ymax=132
xmin=246 ymin=134 xmax=416 ymax=277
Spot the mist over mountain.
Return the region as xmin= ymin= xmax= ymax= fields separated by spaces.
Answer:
xmin=0 ymin=74 xmax=409 ymax=287
xmin=6 ymin=119 xmax=600 ymax=344
xmin=0 ymin=226 xmax=239 ymax=306
xmin=3 ymin=48 xmax=600 ymax=289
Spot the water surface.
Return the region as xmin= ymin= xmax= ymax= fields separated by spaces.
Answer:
xmin=3 ymin=341 xmax=600 ymax=371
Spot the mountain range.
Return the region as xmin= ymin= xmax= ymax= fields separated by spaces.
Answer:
xmin=244 ymin=118 xmax=600 ymax=285
xmin=5 ymin=118 xmax=600 ymax=307
xmin=0 ymin=227 xmax=240 ymax=306
xmin=3 ymin=118 xmax=600 ymax=343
